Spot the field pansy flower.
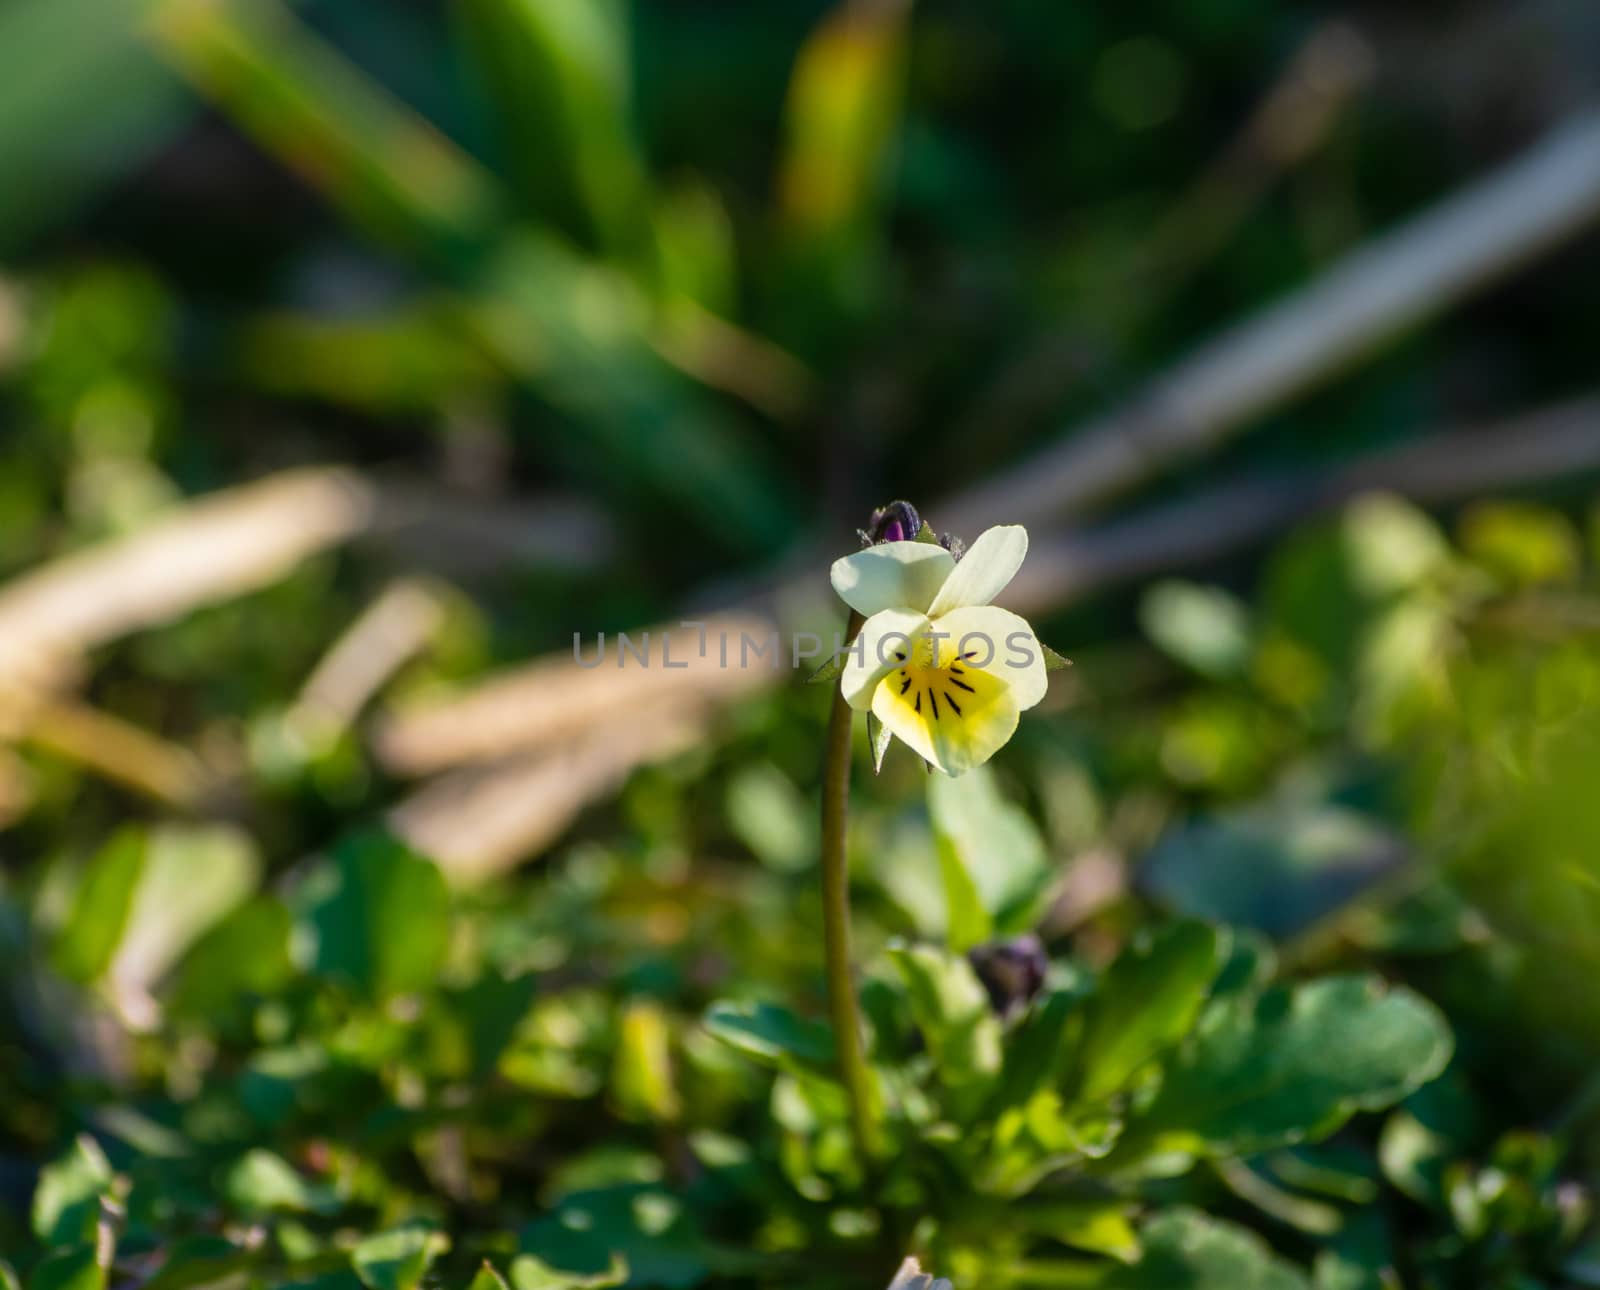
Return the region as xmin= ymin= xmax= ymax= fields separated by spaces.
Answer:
xmin=831 ymin=522 xmax=1048 ymax=775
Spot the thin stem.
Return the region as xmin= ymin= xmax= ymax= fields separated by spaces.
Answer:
xmin=820 ymin=608 xmax=882 ymax=1169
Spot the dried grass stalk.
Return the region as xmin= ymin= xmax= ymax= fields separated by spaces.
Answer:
xmin=375 ymin=612 xmax=781 ymax=776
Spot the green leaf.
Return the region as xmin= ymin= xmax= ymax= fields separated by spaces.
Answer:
xmin=169 ymin=897 xmax=294 ymax=1019
xmin=510 ymin=1253 xmax=627 ymax=1290
xmin=468 ymin=1265 xmax=512 ymax=1290
xmin=26 ymin=1247 xmax=105 ymax=1290
xmin=703 ymin=1001 xmax=835 ymax=1071
xmin=613 ymin=1002 xmax=681 ymax=1123
xmin=1 ymin=1261 xmax=20 ymax=1290
xmin=888 ymin=942 xmax=1001 ymax=1114
xmin=1377 ymin=1075 xmax=1477 ymax=1207
xmin=139 ymin=1238 xmax=257 ymax=1290
xmin=1142 ymin=795 xmax=1403 ymax=938
xmin=1263 ymin=498 xmax=1444 ymax=681
xmin=151 ymin=0 xmax=501 ymax=258
xmin=652 ymin=180 xmax=736 ymax=315
xmin=725 ymin=763 xmax=816 ymax=873
xmin=1141 ymin=580 xmax=1252 ymax=679
xmin=935 ymin=831 xmax=993 ymax=953
xmin=222 ymin=1148 xmax=321 ymax=1215
xmin=1008 ymin=1199 xmax=1141 ymax=1262
xmin=1312 ymin=1210 xmax=1394 ymax=1290
xmin=0 ymin=0 xmax=189 ymax=253
xmin=776 ymin=0 xmax=909 ymax=319
xmin=1460 ymin=499 xmax=1581 ymax=587
xmin=455 ymin=0 xmax=647 ymax=254
xmin=1103 ymin=1209 xmax=1310 ymax=1290
xmin=31 ymin=1135 xmax=114 ymax=1246
xmin=1073 ymin=921 xmax=1224 ymax=1105
xmin=989 ymin=987 xmax=1080 ymax=1116
xmin=1127 ymin=976 xmax=1453 ymax=1158
xmin=1215 ymin=1158 xmax=1342 ymax=1235
xmin=1377 ymin=1108 xmax=1453 ymax=1207
xmin=927 ymin=765 xmax=1051 ymax=943
xmin=109 ymin=823 xmax=258 ymax=995
xmin=352 ymin=1226 xmax=449 ymax=1290
xmin=520 ymin=1187 xmax=708 ymax=1289
xmin=302 ymin=831 xmax=450 ymax=999
xmin=52 ymin=830 xmax=144 ymax=984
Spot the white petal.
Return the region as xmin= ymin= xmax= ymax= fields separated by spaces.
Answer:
xmin=830 ymin=541 xmax=955 ymax=617
xmin=841 ymin=608 xmax=928 ymax=710
xmin=927 ymin=525 xmax=1028 ymax=616
xmin=933 ymin=605 xmax=1049 ymax=711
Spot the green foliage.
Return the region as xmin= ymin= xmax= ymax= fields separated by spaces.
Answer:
xmin=351 ymin=1225 xmax=450 ymax=1290
xmin=31 ymin=1137 xmax=115 ymax=1247
xmin=25 ymin=1248 xmax=105 ymax=1290
xmin=927 ymin=766 xmax=1052 ymax=950
xmin=1126 ymin=976 xmax=1452 ymax=1158
xmin=1109 ymin=1209 xmax=1309 ymax=1289
xmin=51 ymin=831 xmax=144 ymax=984
xmin=1070 ymin=921 xmax=1223 ymax=1105
xmin=303 ymin=831 xmax=450 ymax=1000
xmin=1141 ymin=582 xmax=1253 ymax=681
xmin=702 ymin=1001 xmax=835 ymax=1072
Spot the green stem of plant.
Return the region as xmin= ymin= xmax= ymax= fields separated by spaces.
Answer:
xmin=820 ymin=608 xmax=883 ymax=1170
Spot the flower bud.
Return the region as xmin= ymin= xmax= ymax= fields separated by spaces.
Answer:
xmin=968 ymin=933 xmax=1049 ymax=1017
xmin=860 ymin=500 xmax=922 ymax=547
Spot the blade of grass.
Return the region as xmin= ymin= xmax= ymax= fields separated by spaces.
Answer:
xmin=0 ymin=0 xmax=190 ymax=252
xmin=150 ymin=0 xmax=800 ymax=548
xmin=455 ymin=0 xmax=650 ymax=259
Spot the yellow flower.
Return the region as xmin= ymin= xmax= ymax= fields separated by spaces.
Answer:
xmin=830 ymin=525 xmax=1048 ymax=775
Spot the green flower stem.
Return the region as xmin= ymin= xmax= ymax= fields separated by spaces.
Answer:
xmin=820 ymin=608 xmax=883 ymax=1169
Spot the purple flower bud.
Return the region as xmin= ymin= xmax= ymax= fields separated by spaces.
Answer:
xmin=860 ymin=500 xmax=923 ymax=548
xmin=969 ymin=933 xmax=1049 ymax=1017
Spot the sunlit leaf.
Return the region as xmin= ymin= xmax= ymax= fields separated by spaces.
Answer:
xmin=31 ymin=1136 xmax=114 ymax=1246
xmin=1126 ymin=976 xmax=1453 ymax=1158
xmin=52 ymin=830 xmax=144 ymax=984
xmin=704 ymin=1000 xmax=835 ymax=1071
xmin=510 ymin=1253 xmax=627 ymax=1290
xmin=168 ymin=897 xmax=294 ymax=1019
xmin=1104 ymin=1209 xmax=1309 ymax=1290
xmin=352 ymin=1226 xmax=450 ymax=1290
xmin=301 ymin=831 xmax=450 ymax=1000
xmin=888 ymin=942 xmax=1001 ymax=1116
xmin=928 ymin=765 xmax=1052 ymax=943
xmin=725 ymin=763 xmax=817 ymax=873
xmin=25 ymin=1247 xmax=105 ymax=1290
xmin=1072 ymin=921 xmax=1224 ymax=1105
xmin=614 ymin=1002 xmax=682 ymax=1123
xmin=1141 ymin=581 xmax=1252 ymax=679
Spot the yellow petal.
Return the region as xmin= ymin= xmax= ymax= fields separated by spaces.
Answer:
xmin=841 ymin=608 xmax=928 ymax=710
xmin=933 ymin=604 xmax=1048 ymax=712
xmin=869 ymin=627 xmax=1023 ymax=774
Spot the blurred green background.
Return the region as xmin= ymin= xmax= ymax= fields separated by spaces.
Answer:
xmin=7 ymin=1 xmax=1600 ymax=1287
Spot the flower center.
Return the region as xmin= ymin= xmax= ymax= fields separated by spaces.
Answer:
xmin=885 ymin=636 xmax=984 ymax=723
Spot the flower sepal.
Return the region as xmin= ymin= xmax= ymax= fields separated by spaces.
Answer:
xmin=1042 ymin=642 xmax=1073 ymax=671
